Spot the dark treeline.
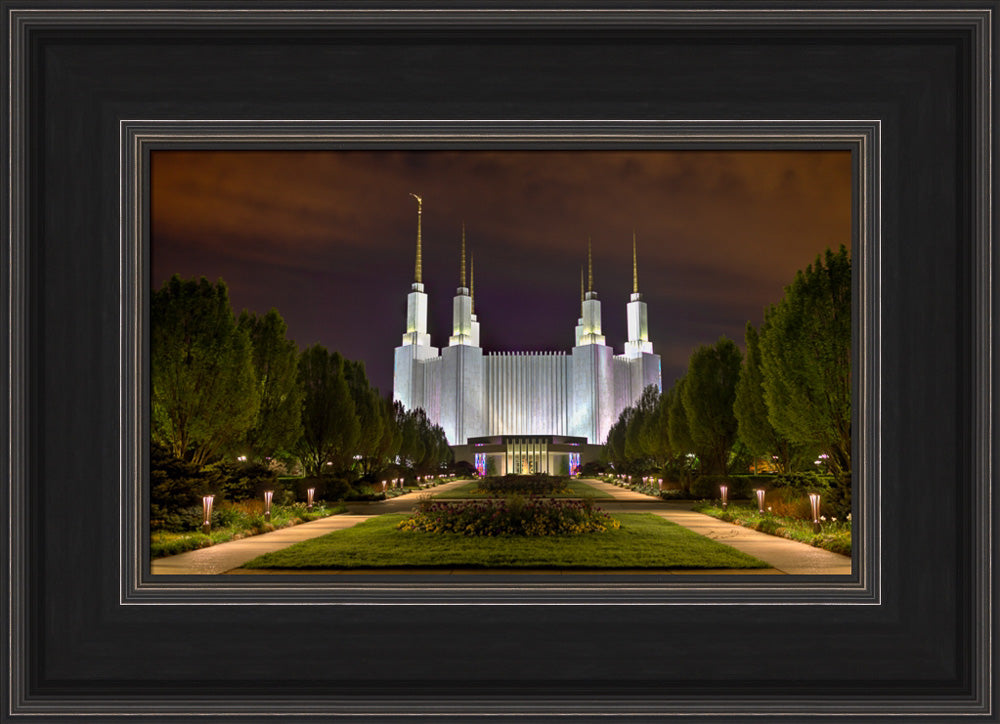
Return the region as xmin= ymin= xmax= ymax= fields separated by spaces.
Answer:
xmin=151 ymin=275 xmax=452 ymax=510
xmin=604 ymin=246 xmax=851 ymax=515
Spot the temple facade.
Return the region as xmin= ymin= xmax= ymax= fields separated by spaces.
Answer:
xmin=392 ymin=196 xmax=661 ymax=474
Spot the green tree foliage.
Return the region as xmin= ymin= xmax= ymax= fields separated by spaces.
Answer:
xmin=734 ymin=322 xmax=816 ymax=473
xmin=605 ymin=407 xmax=633 ymax=469
xmin=344 ymin=360 xmax=392 ymax=477
xmin=151 ymin=276 xmax=259 ymax=466
xmin=682 ymin=337 xmax=743 ymax=475
xmin=295 ymin=345 xmax=360 ymax=477
xmin=395 ymin=406 xmax=451 ymax=473
xmin=759 ymin=246 xmax=851 ymax=511
xmin=624 ymin=385 xmax=660 ymax=462
xmin=667 ymin=375 xmax=695 ymax=458
xmin=237 ymin=309 xmax=302 ymax=462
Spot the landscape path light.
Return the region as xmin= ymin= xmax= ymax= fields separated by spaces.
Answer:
xmin=809 ymin=492 xmax=822 ymax=532
xmin=658 ymin=478 xmax=663 ymax=491
xmin=306 ymin=487 xmax=315 ymax=511
xmin=719 ymin=484 xmax=728 ymax=509
xmin=201 ymin=495 xmax=214 ymax=534
xmin=263 ymin=490 xmax=273 ymax=522
xmin=382 ymin=480 xmax=387 ymax=493
xmin=755 ymin=488 xmax=766 ymax=513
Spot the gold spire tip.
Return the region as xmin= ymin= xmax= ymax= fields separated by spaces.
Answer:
xmin=587 ymin=237 xmax=593 ymax=293
xmin=632 ymin=230 xmax=638 ymax=294
xmin=410 ymin=193 xmax=423 ymax=284
xmin=460 ymin=222 xmax=467 ymax=288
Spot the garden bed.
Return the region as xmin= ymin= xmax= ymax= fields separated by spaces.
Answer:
xmin=434 ymin=478 xmax=613 ymax=499
xmin=150 ymin=502 xmax=347 ymax=558
xmin=692 ymin=503 xmax=851 ymax=556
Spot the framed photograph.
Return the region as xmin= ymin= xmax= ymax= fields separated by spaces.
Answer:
xmin=5 ymin=4 xmax=994 ymax=720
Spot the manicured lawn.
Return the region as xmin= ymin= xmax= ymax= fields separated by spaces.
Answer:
xmin=240 ymin=513 xmax=770 ymax=570
xmin=432 ymin=478 xmax=614 ymax=499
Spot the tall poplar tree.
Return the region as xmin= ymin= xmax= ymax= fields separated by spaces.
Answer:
xmin=295 ymin=346 xmax=360 ymax=477
xmin=682 ymin=338 xmax=743 ymax=475
xmin=237 ymin=309 xmax=302 ymax=462
xmin=759 ymin=246 xmax=852 ymax=510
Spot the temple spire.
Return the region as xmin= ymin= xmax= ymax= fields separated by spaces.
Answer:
xmin=632 ymin=230 xmax=638 ymax=294
xmin=409 ymin=193 xmax=423 ymax=284
xmin=460 ymin=222 xmax=467 ymax=288
xmin=587 ymin=237 xmax=593 ymax=292
xmin=470 ymin=252 xmax=475 ymax=314
xmin=580 ymin=266 xmax=584 ymax=305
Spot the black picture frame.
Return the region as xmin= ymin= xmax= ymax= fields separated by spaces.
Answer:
xmin=4 ymin=4 xmax=994 ymax=720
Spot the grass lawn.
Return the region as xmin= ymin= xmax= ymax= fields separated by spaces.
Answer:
xmin=431 ymin=478 xmax=614 ymax=500
xmin=240 ymin=513 xmax=769 ymax=570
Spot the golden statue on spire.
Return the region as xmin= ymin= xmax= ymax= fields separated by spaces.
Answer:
xmin=409 ymin=193 xmax=422 ymax=284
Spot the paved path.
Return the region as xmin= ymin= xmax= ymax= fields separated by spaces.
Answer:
xmin=152 ymin=477 xmax=851 ymax=576
xmin=580 ymin=478 xmax=852 ymax=575
xmin=151 ymin=478 xmax=471 ymax=575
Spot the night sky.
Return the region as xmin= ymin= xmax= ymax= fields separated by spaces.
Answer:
xmin=150 ymin=150 xmax=852 ymax=397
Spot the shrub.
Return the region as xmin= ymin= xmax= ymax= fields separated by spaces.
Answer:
xmin=150 ymin=443 xmax=213 ymax=532
xmin=690 ymin=474 xmax=753 ymax=500
xmin=210 ymin=461 xmax=280 ymax=502
xmin=771 ymin=471 xmax=833 ymax=492
xmin=292 ymin=476 xmax=351 ymax=503
xmin=398 ymin=496 xmax=620 ymax=536
xmin=475 ymin=474 xmax=570 ymax=496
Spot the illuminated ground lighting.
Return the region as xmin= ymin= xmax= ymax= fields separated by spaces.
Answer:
xmin=201 ymin=495 xmax=214 ymax=534
xmin=719 ymin=484 xmax=728 ymax=509
xmin=755 ymin=488 xmax=766 ymax=513
xmin=382 ymin=480 xmax=387 ymax=493
xmin=306 ymin=487 xmax=315 ymax=511
xmin=809 ymin=492 xmax=822 ymax=532
xmin=658 ymin=478 xmax=663 ymax=491
xmin=264 ymin=490 xmax=274 ymax=522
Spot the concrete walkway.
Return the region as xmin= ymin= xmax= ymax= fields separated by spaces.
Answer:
xmin=580 ymin=478 xmax=852 ymax=575
xmin=151 ymin=478 xmax=471 ymax=575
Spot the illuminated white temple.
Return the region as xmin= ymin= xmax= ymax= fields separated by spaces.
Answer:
xmin=393 ymin=198 xmax=661 ymax=474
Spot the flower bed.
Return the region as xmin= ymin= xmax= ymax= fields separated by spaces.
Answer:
xmin=151 ymin=501 xmax=347 ymax=558
xmin=474 ymin=474 xmax=570 ymax=497
xmin=397 ymin=496 xmax=619 ymax=536
xmin=692 ymin=502 xmax=852 ymax=556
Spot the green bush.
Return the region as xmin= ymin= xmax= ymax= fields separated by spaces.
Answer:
xmin=292 ymin=476 xmax=351 ymax=502
xmin=210 ymin=461 xmax=280 ymax=502
xmin=771 ymin=471 xmax=833 ymax=491
xmin=475 ymin=474 xmax=570 ymax=496
xmin=398 ymin=496 xmax=619 ymax=536
xmin=690 ymin=474 xmax=753 ymax=500
xmin=150 ymin=443 xmax=213 ymax=532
